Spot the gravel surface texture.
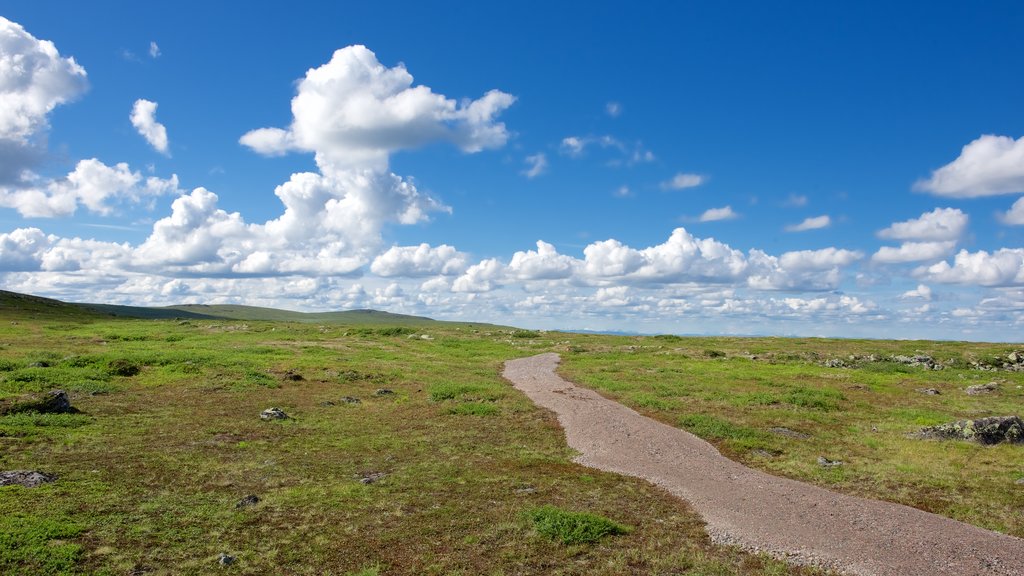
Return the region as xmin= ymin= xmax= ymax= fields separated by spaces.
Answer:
xmin=503 ymin=352 xmax=1024 ymax=576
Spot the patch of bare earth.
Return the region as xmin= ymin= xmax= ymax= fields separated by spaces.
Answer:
xmin=503 ymin=353 xmax=1024 ymax=576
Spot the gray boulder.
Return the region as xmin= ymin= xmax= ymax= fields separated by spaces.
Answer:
xmin=965 ymin=382 xmax=998 ymax=396
xmin=260 ymin=407 xmax=288 ymax=421
xmin=0 ymin=389 xmax=74 ymax=415
xmin=0 ymin=470 xmax=58 ymax=487
xmin=920 ymin=416 xmax=1024 ymax=445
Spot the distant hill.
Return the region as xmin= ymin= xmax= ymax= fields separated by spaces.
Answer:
xmin=0 ymin=289 xmax=459 ymax=327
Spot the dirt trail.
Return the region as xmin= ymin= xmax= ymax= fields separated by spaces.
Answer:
xmin=503 ymin=353 xmax=1024 ymax=576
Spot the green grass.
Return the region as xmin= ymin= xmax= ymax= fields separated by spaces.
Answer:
xmin=524 ymin=505 xmax=630 ymax=545
xmin=559 ymin=335 xmax=1024 ymax=537
xmin=0 ymin=300 xmax=828 ymax=575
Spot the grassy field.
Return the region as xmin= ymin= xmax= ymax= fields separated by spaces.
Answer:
xmin=1 ymin=295 xmax=1020 ymax=575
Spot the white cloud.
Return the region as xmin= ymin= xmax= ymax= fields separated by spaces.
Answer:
xmin=901 ymin=284 xmax=932 ymax=301
xmin=1000 ymin=197 xmax=1024 ymax=225
xmin=605 ymin=101 xmax=621 ymax=117
xmin=699 ymin=206 xmax=737 ymax=222
xmin=0 ymin=17 xmax=88 ymax=185
xmin=918 ymin=248 xmax=1024 ymax=287
xmin=877 ymin=207 xmax=967 ymax=241
xmin=508 ymin=241 xmax=575 ymax=280
xmin=872 ymin=241 xmax=956 ymax=264
xmin=370 ymin=243 xmax=468 ymax=277
xmin=0 ymin=17 xmax=88 ymax=143
xmin=149 ymin=41 xmax=160 ymax=58
xmin=0 ymin=227 xmax=49 ymax=270
xmin=130 ymin=99 xmax=170 ymax=155
xmin=785 ymin=215 xmax=830 ymax=232
xmin=747 ymin=248 xmax=863 ymax=291
xmin=522 ymin=153 xmax=547 ymax=178
xmin=661 ymin=173 xmax=705 ymax=190
xmin=614 ymin=185 xmax=632 ymax=198
xmin=0 ymin=158 xmax=180 ymax=217
xmin=239 ymin=45 xmax=514 ymax=170
xmin=560 ymin=136 xmax=586 ymax=157
xmin=778 ymin=248 xmax=863 ymax=271
xmin=915 ymin=135 xmax=1024 ymax=197
xmin=452 ymin=258 xmax=504 ymax=292
xmin=784 ymin=194 xmax=808 ymax=207
xmin=582 ymin=239 xmax=645 ymax=277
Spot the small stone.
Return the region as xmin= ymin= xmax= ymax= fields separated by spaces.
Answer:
xmin=340 ymin=396 xmax=361 ymax=404
xmin=217 ymin=553 xmax=235 ymax=566
xmin=260 ymin=407 xmax=288 ymax=420
xmin=1008 ymin=351 xmax=1022 ymax=364
xmin=751 ymin=449 xmax=776 ymax=458
xmin=817 ymin=456 xmax=843 ymax=468
xmin=374 ymin=389 xmax=394 ymax=397
xmin=235 ymin=495 xmax=260 ymax=509
xmin=965 ymin=382 xmax=999 ymax=396
xmin=420 ymin=334 xmax=434 ymax=341
xmin=357 ymin=471 xmax=387 ymax=484
xmin=513 ymin=484 xmax=537 ymax=494
xmin=823 ymin=358 xmax=845 ymax=368
xmin=0 ymin=470 xmax=58 ymax=487
xmin=283 ymin=370 xmax=303 ymax=381
xmin=319 ymin=401 xmax=336 ymax=406
xmin=917 ymin=388 xmax=941 ymax=395
xmin=1015 ymin=477 xmax=1024 ymax=485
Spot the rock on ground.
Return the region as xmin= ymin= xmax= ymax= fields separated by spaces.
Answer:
xmin=0 ymin=470 xmax=58 ymax=487
xmin=920 ymin=416 xmax=1024 ymax=445
xmin=260 ymin=407 xmax=288 ymax=420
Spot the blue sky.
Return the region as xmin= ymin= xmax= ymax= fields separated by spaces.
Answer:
xmin=2 ymin=2 xmax=1024 ymax=340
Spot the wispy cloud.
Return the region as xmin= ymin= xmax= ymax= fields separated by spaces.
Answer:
xmin=661 ymin=172 xmax=706 ymax=190
xmin=605 ymin=101 xmax=622 ymax=117
xmin=699 ymin=206 xmax=738 ymax=222
xmin=785 ymin=215 xmax=831 ymax=232
xmin=522 ymin=153 xmax=548 ymax=179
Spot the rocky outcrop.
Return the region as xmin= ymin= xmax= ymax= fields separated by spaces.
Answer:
xmin=919 ymin=416 xmax=1024 ymax=445
xmin=259 ymin=407 xmax=288 ymax=420
xmin=0 ymin=390 xmax=74 ymax=415
xmin=0 ymin=470 xmax=58 ymax=487
xmin=965 ymin=382 xmax=998 ymax=396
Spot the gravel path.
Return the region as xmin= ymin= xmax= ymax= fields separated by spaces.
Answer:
xmin=503 ymin=353 xmax=1024 ymax=576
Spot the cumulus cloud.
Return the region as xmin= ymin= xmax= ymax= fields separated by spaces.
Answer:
xmin=699 ymin=206 xmax=737 ymax=222
xmin=130 ymin=99 xmax=169 ymax=155
xmin=370 ymin=243 xmax=468 ymax=277
xmin=0 ymin=17 xmax=88 ymax=184
xmin=0 ymin=158 xmax=180 ymax=217
xmin=522 ymin=153 xmax=547 ymax=178
xmin=239 ymin=45 xmax=515 ymax=170
xmin=1000 ymin=197 xmax=1024 ymax=225
xmin=508 ymin=241 xmax=575 ymax=280
xmin=872 ymin=241 xmax=956 ymax=264
xmin=901 ymin=284 xmax=932 ymax=300
xmin=748 ymin=248 xmax=864 ymax=291
xmin=918 ymin=248 xmax=1024 ymax=287
xmin=877 ymin=208 xmax=967 ymax=241
xmin=785 ymin=215 xmax=830 ymax=232
xmin=0 ymin=17 xmax=88 ymax=143
xmin=915 ymin=135 xmax=1024 ymax=197
xmin=452 ymin=258 xmax=504 ymax=292
xmin=661 ymin=172 xmax=705 ymax=190
xmin=149 ymin=41 xmax=160 ymax=58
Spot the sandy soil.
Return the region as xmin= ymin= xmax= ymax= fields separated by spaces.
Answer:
xmin=503 ymin=352 xmax=1024 ymax=576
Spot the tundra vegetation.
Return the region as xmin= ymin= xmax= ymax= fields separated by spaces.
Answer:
xmin=1 ymin=291 xmax=1021 ymax=575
